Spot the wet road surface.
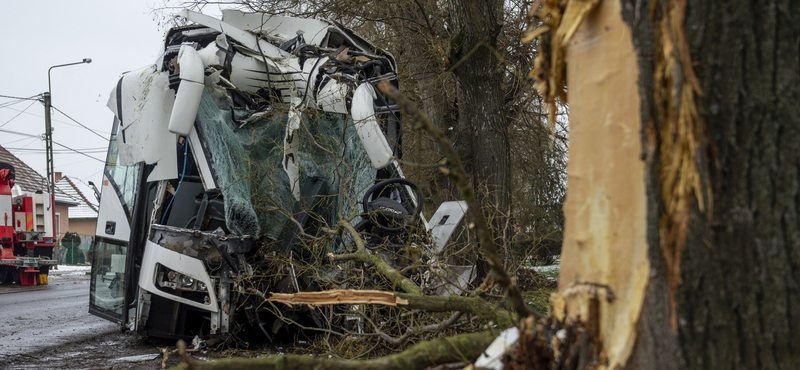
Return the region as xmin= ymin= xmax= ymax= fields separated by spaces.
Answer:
xmin=0 ymin=270 xmax=116 ymax=356
xmin=0 ymin=269 xmax=271 ymax=369
xmin=0 ymin=270 xmax=178 ymax=369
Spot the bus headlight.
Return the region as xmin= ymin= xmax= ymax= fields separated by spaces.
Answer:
xmin=181 ymin=275 xmax=195 ymax=287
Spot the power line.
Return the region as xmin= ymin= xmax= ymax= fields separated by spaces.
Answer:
xmin=0 ymin=136 xmax=39 ymax=146
xmin=57 ymin=156 xmax=105 ymax=168
xmin=6 ymin=147 xmax=108 ymax=154
xmin=0 ymin=100 xmax=38 ymax=128
xmin=0 ymin=96 xmax=39 ymax=109
xmin=51 ymin=141 xmax=105 ymax=163
xmin=0 ymin=99 xmax=28 ymax=109
xmin=50 ymin=105 xmax=109 ymax=141
xmin=0 ymin=128 xmax=40 ymax=139
xmin=0 ymin=105 xmax=111 ymax=135
xmin=0 ymin=127 xmax=105 ymax=163
xmin=15 ymin=136 xmax=40 ymax=151
xmin=0 ymin=94 xmax=40 ymax=101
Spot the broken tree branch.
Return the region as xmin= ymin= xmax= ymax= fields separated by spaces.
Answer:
xmin=170 ymin=331 xmax=496 ymax=370
xmin=378 ymin=81 xmax=540 ymax=320
xmin=269 ymin=289 xmax=409 ymax=307
xmin=265 ymin=289 xmax=513 ymax=327
xmin=328 ymin=220 xmax=423 ymax=295
xmin=374 ymin=311 xmax=466 ymax=345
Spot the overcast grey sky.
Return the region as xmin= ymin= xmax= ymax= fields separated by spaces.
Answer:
xmin=0 ymin=1 xmax=222 ymax=187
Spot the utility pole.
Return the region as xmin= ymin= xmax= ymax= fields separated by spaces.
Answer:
xmin=43 ymin=92 xmax=54 ymax=195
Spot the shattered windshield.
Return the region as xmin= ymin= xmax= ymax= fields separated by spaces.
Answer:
xmin=194 ymin=87 xmax=375 ymax=243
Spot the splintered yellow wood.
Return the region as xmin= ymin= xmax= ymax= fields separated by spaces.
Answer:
xmin=268 ymin=290 xmax=409 ymax=307
xmin=557 ymin=0 xmax=650 ymax=369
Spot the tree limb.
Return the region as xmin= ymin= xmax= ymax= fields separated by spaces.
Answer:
xmin=172 ymin=331 xmax=496 ymax=370
xmin=378 ymin=80 xmax=541 ymax=320
xmin=328 ymin=221 xmax=423 ymax=295
xmin=264 ymin=289 xmax=513 ymax=327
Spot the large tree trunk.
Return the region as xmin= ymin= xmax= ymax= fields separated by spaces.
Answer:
xmin=678 ymin=1 xmax=800 ymax=368
xmin=451 ymin=0 xmax=511 ymax=214
xmin=555 ymin=0 xmax=799 ymax=369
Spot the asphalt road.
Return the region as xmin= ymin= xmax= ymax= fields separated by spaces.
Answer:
xmin=0 ymin=270 xmax=177 ymax=370
xmin=0 ymin=269 xmax=268 ymax=369
xmin=0 ymin=270 xmax=117 ymax=356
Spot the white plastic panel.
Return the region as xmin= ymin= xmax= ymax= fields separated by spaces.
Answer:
xmin=221 ymin=10 xmax=332 ymax=46
xmin=315 ymin=77 xmax=350 ymax=114
xmin=351 ymin=83 xmax=393 ymax=169
xmin=109 ymin=66 xmax=179 ymax=182
xmin=188 ymin=128 xmax=217 ymax=191
xmin=181 ymin=10 xmax=288 ymax=60
xmin=429 ymin=201 xmax=468 ymax=253
xmin=95 ymin=174 xmax=132 ymax=242
xmin=168 ymin=45 xmax=205 ymax=136
xmin=434 ymin=265 xmax=475 ymax=296
xmin=138 ymin=240 xmax=218 ymax=312
xmin=283 ymin=98 xmax=302 ymax=200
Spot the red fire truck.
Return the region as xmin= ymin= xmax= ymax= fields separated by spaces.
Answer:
xmin=0 ymin=163 xmax=58 ymax=285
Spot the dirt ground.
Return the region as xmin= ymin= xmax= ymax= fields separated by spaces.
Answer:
xmin=0 ymin=269 xmax=273 ymax=370
xmin=0 ymin=328 xmax=280 ymax=370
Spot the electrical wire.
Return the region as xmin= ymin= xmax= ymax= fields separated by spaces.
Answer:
xmin=0 ymin=105 xmax=110 ymax=136
xmin=0 ymin=99 xmax=29 ymax=110
xmin=50 ymin=105 xmax=109 ymax=140
xmin=87 ymin=167 xmax=104 ymax=179
xmin=50 ymin=141 xmax=105 ymax=163
xmin=0 ymin=100 xmax=38 ymax=128
xmin=0 ymin=128 xmax=40 ymax=138
xmin=0 ymin=136 xmax=38 ymax=146
xmin=0 ymin=94 xmax=41 ymax=110
xmin=0 ymin=129 xmax=104 ymax=163
xmin=0 ymin=94 xmax=40 ymax=101
xmin=5 ymin=147 xmax=107 ymax=154
xmin=56 ymin=156 xmax=106 ymax=169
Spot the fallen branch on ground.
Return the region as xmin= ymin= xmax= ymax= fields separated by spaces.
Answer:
xmin=170 ymin=331 xmax=496 ymax=370
xmin=266 ymin=289 xmax=513 ymax=326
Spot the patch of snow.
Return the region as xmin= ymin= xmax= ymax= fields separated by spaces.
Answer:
xmin=531 ymin=261 xmax=560 ymax=281
xmin=531 ymin=264 xmax=559 ymax=274
xmin=54 ymin=264 xmax=92 ymax=272
xmin=112 ymin=354 xmax=160 ymax=363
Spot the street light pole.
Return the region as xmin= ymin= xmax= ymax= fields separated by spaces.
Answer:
xmin=44 ymin=58 xmax=91 ymax=195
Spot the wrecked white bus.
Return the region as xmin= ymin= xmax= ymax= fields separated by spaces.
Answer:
xmin=88 ymin=10 xmax=472 ymax=344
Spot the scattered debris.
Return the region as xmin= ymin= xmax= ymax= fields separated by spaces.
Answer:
xmin=517 ymin=268 xmax=558 ymax=290
xmin=111 ymin=353 xmax=160 ymax=363
xmin=473 ymin=327 xmax=520 ymax=370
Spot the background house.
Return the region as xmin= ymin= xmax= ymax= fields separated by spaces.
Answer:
xmin=54 ymin=173 xmax=99 ymax=236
